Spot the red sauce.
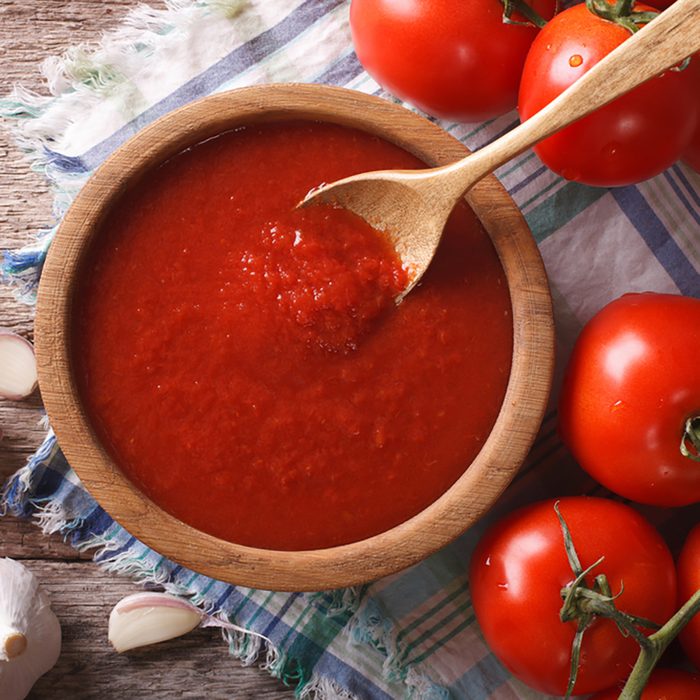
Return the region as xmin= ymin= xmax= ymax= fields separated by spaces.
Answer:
xmin=73 ymin=122 xmax=513 ymax=551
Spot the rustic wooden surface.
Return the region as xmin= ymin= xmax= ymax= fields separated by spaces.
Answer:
xmin=0 ymin=1 xmax=294 ymax=697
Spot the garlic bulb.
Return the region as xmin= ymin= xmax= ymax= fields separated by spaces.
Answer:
xmin=109 ymin=592 xmax=270 ymax=653
xmin=0 ymin=559 xmax=61 ymax=700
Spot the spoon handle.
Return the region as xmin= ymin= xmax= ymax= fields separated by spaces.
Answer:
xmin=444 ymin=0 xmax=700 ymax=191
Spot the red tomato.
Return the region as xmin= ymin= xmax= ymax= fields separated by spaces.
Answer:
xmin=679 ymin=524 xmax=700 ymax=670
xmin=684 ymin=120 xmax=700 ymax=173
xmin=349 ymin=0 xmax=557 ymax=122
xmin=559 ymin=293 xmax=700 ymax=506
xmin=469 ymin=497 xmax=677 ymax=696
xmin=651 ymin=0 xmax=700 ymax=172
xmin=592 ymin=668 xmax=700 ymax=699
xmin=518 ymin=3 xmax=698 ymax=186
xmin=682 ymin=59 xmax=700 ymax=172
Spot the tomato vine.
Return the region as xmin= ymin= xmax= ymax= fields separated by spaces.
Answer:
xmin=555 ymin=502 xmax=700 ymax=698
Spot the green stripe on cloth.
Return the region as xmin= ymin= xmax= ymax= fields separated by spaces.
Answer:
xmin=400 ymin=593 xmax=472 ymax=667
xmin=287 ymin=605 xmax=356 ymax=680
xmin=526 ymin=181 xmax=608 ymax=243
xmin=396 ymin=580 xmax=467 ymax=646
xmin=408 ymin=613 xmax=475 ymax=668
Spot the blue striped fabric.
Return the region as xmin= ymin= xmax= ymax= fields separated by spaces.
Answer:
xmin=2 ymin=1 xmax=699 ymax=698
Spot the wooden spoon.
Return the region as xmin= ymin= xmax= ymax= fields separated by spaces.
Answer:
xmin=302 ymin=0 xmax=700 ymax=298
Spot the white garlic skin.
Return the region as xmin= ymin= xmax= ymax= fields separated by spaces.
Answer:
xmin=0 ymin=559 xmax=61 ymax=700
xmin=108 ymin=592 xmax=203 ymax=653
xmin=0 ymin=330 xmax=38 ymax=400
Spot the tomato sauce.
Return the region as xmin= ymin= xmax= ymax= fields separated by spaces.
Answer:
xmin=73 ymin=122 xmax=513 ymax=551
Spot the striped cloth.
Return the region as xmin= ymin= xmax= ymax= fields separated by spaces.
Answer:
xmin=2 ymin=1 xmax=699 ymax=698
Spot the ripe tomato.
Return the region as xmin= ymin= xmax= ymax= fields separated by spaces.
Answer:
xmin=684 ymin=116 xmax=700 ymax=173
xmin=349 ymin=0 xmax=557 ymax=122
xmin=650 ymin=0 xmax=700 ymax=173
xmin=469 ymin=497 xmax=676 ymax=696
xmin=518 ymin=3 xmax=698 ymax=186
xmin=559 ymin=293 xmax=700 ymax=507
xmin=682 ymin=59 xmax=700 ymax=172
xmin=679 ymin=524 xmax=700 ymax=670
xmin=592 ymin=669 xmax=700 ymax=699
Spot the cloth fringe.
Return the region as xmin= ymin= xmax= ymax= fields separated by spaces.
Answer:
xmin=308 ymin=586 xmax=367 ymax=617
xmin=349 ymin=597 xmax=451 ymax=699
xmin=299 ymin=675 xmax=359 ymax=699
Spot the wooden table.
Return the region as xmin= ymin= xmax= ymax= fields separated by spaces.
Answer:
xmin=0 ymin=2 xmax=294 ymax=696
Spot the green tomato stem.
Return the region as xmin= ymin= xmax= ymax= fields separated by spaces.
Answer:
xmin=500 ymin=0 xmax=548 ymax=29
xmin=555 ymin=501 xmax=584 ymax=574
xmin=619 ymin=589 xmax=700 ymax=700
xmin=565 ymin=622 xmax=587 ymax=699
xmin=617 ymin=0 xmax=636 ymax=16
xmin=585 ymin=0 xmax=659 ymax=34
xmin=578 ymin=595 xmax=655 ymax=649
xmin=681 ymin=416 xmax=700 ymax=462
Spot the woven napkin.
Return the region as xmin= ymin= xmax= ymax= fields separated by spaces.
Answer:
xmin=2 ymin=1 xmax=699 ymax=698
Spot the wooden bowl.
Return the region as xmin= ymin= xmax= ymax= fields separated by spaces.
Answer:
xmin=36 ymin=84 xmax=554 ymax=591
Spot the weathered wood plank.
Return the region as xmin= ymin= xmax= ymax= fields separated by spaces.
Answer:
xmin=24 ymin=561 xmax=295 ymax=699
xmin=1 ymin=516 xmax=92 ymax=560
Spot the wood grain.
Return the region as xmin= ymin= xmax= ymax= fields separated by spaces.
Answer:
xmin=0 ymin=1 xmax=293 ymax=697
xmin=25 ymin=561 xmax=291 ymax=699
xmin=35 ymin=84 xmax=554 ymax=591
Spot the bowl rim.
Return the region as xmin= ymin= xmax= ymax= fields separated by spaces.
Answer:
xmin=35 ymin=83 xmax=554 ymax=591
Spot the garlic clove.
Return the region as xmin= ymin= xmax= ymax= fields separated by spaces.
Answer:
xmin=0 ymin=559 xmax=61 ymax=700
xmin=108 ymin=592 xmax=204 ymax=653
xmin=0 ymin=330 xmax=38 ymax=401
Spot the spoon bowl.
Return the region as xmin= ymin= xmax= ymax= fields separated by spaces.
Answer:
xmin=302 ymin=171 xmax=453 ymax=297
